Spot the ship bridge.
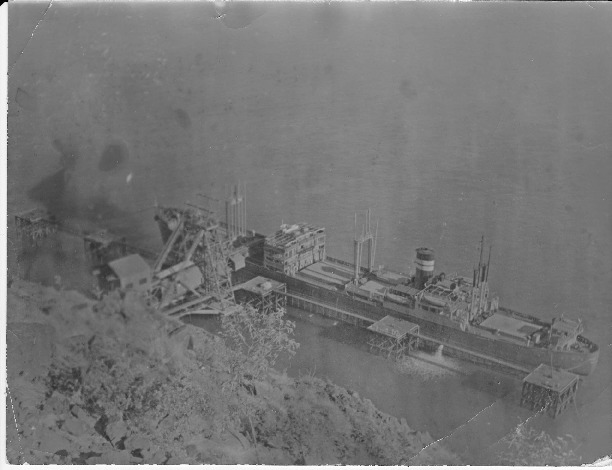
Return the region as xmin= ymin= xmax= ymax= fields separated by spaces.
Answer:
xmin=550 ymin=318 xmax=584 ymax=351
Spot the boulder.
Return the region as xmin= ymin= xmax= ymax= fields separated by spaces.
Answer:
xmin=106 ymin=419 xmax=129 ymax=445
xmin=36 ymin=428 xmax=73 ymax=454
xmin=125 ymin=435 xmax=152 ymax=453
xmin=70 ymin=405 xmax=97 ymax=427
xmin=87 ymin=450 xmax=133 ymax=465
xmin=40 ymin=413 xmax=59 ymax=429
xmin=62 ymin=416 xmax=91 ymax=436
xmin=44 ymin=393 xmax=70 ymax=415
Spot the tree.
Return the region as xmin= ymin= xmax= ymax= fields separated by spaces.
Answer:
xmin=221 ymin=304 xmax=299 ymax=387
xmin=220 ymin=304 xmax=299 ymax=446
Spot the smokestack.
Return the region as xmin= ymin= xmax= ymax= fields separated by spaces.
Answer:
xmin=415 ymin=248 xmax=435 ymax=290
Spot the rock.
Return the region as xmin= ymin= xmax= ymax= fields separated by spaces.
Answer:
xmin=166 ymin=455 xmax=183 ymax=465
xmin=7 ymin=322 xmax=56 ymax=378
xmin=106 ymin=419 xmax=128 ymax=445
xmin=9 ymin=376 xmax=47 ymax=410
xmin=40 ymin=413 xmax=59 ymax=429
xmin=36 ymin=428 xmax=73 ymax=454
xmin=125 ymin=435 xmax=152 ymax=453
xmin=71 ymin=450 xmax=102 ymax=465
xmin=44 ymin=393 xmax=70 ymax=415
xmin=147 ymin=449 xmax=170 ymax=464
xmin=185 ymin=444 xmax=198 ymax=457
xmin=70 ymin=405 xmax=97 ymax=427
xmin=417 ymin=431 xmax=433 ymax=446
xmin=62 ymin=416 xmax=91 ymax=436
xmin=88 ymin=450 xmax=133 ymax=465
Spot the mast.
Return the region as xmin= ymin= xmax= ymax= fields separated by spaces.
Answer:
xmin=486 ymin=244 xmax=492 ymax=282
xmin=243 ymin=181 xmax=247 ymax=237
xmin=372 ymin=218 xmax=379 ymax=270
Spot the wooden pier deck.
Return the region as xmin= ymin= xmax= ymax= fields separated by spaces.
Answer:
xmin=276 ymin=288 xmax=532 ymax=376
xmin=279 ymin=290 xmax=376 ymax=328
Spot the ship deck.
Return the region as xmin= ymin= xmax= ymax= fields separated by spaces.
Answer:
xmin=479 ymin=313 xmax=541 ymax=342
xmin=299 ymin=260 xmax=354 ymax=287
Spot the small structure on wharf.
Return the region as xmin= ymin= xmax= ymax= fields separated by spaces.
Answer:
xmin=14 ymin=208 xmax=57 ymax=245
xmin=83 ymin=229 xmax=128 ymax=265
xmin=233 ymin=275 xmax=287 ymax=314
xmin=520 ymin=363 xmax=579 ymax=418
xmin=367 ymin=316 xmax=420 ymax=360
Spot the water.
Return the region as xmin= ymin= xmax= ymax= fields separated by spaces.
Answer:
xmin=7 ymin=2 xmax=612 ymax=463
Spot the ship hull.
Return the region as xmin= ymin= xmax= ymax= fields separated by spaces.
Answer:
xmin=242 ymin=262 xmax=599 ymax=376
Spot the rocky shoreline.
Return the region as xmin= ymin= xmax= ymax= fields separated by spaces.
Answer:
xmin=6 ymin=279 xmax=459 ymax=465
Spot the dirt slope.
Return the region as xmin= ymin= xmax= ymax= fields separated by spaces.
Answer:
xmin=6 ymin=279 xmax=459 ymax=465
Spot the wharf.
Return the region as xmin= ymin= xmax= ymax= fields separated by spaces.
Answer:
xmin=233 ymin=276 xmax=287 ymax=314
xmin=367 ymin=316 xmax=420 ymax=359
xmin=260 ymin=277 xmax=533 ymax=376
xmin=280 ymin=290 xmax=376 ymax=328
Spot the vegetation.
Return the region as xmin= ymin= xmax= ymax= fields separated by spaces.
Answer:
xmin=220 ymin=304 xmax=299 ymax=387
xmin=6 ymin=279 xmax=458 ymax=464
xmin=496 ymin=423 xmax=581 ymax=466
xmin=220 ymin=304 xmax=299 ymax=447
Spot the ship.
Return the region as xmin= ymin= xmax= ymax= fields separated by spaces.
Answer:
xmin=153 ymin=204 xmax=599 ymax=377
xmin=15 ymin=196 xmax=599 ymax=377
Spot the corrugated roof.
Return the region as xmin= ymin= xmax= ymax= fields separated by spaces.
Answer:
xmin=235 ymin=276 xmax=284 ymax=295
xmin=108 ymin=254 xmax=151 ymax=280
xmin=16 ymin=208 xmax=53 ymax=223
xmin=265 ymin=223 xmax=324 ymax=248
xmin=84 ymin=230 xmax=118 ymax=245
xmin=367 ymin=316 xmax=419 ymax=339
xmin=523 ymin=364 xmax=578 ymax=392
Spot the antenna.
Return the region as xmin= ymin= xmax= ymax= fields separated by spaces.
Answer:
xmin=243 ymin=181 xmax=247 ymax=236
xmin=486 ymin=244 xmax=492 ymax=282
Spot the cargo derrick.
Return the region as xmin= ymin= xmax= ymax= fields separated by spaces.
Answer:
xmin=151 ymin=204 xmax=235 ymax=311
xmin=352 ymin=209 xmax=377 ymax=285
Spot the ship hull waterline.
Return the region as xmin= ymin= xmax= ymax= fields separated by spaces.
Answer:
xmin=242 ymin=262 xmax=599 ymax=377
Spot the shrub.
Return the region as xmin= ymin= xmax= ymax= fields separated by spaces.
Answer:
xmin=220 ymin=305 xmax=299 ymax=389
